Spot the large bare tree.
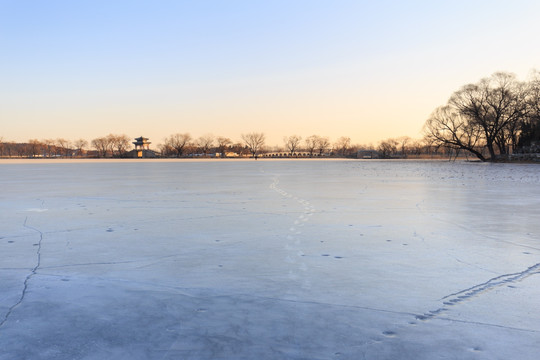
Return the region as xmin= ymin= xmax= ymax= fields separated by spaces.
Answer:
xmin=283 ymin=135 xmax=302 ymax=156
xmin=165 ymin=133 xmax=192 ymax=157
xmin=241 ymin=132 xmax=265 ymax=159
xmin=449 ymin=72 xmax=528 ymax=159
xmin=423 ymin=106 xmax=486 ymax=161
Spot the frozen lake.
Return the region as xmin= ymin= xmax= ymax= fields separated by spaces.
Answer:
xmin=1 ymin=159 xmax=539 ymax=359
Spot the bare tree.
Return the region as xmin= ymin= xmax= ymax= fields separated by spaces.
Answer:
xmin=28 ymin=139 xmax=43 ymax=158
xmin=283 ymin=135 xmax=302 ymax=156
xmin=196 ymin=134 xmax=215 ymax=157
xmin=334 ymin=136 xmax=351 ymax=156
xmin=73 ymin=139 xmax=88 ymax=157
xmin=91 ymin=137 xmax=109 ymax=157
xmin=111 ymin=134 xmax=131 ymax=157
xmin=304 ymin=135 xmax=319 ymax=157
xmin=449 ymin=72 xmax=528 ymax=159
xmin=316 ymin=136 xmax=330 ymax=156
xmin=89 ymin=134 xmax=128 ymax=158
xmin=241 ymin=132 xmax=265 ymax=159
xmin=56 ymin=138 xmax=71 ymax=157
xmin=423 ymin=106 xmax=486 ymax=161
xmin=377 ymin=138 xmax=399 ymax=158
xmin=216 ymin=136 xmax=232 ymax=157
xmin=165 ymin=133 xmax=192 ymax=157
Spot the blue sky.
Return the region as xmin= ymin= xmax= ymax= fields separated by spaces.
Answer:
xmin=1 ymin=0 xmax=540 ymax=147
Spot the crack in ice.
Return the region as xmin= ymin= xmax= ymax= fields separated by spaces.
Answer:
xmin=366 ymin=263 xmax=540 ymax=351
xmin=440 ymin=262 xmax=540 ymax=302
xmin=0 ymin=217 xmax=44 ymax=329
xmin=414 ymin=262 xmax=540 ymax=322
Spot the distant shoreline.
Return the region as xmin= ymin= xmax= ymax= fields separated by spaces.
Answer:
xmin=0 ymin=157 xmax=356 ymax=164
xmin=1 ymin=157 xmax=538 ymax=165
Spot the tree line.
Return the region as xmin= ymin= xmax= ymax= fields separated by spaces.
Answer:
xmin=0 ymin=131 xmax=462 ymax=160
xmin=2 ymin=70 xmax=539 ymax=161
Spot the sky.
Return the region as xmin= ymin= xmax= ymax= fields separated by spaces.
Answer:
xmin=1 ymin=0 xmax=540 ymax=148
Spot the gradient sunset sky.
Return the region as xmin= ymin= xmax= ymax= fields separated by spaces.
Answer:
xmin=2 ymin=0 xmax=540 ymax=147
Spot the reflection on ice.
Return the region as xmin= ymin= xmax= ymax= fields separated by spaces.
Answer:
xmin=1 ymin=160 xmax=539 ymax=359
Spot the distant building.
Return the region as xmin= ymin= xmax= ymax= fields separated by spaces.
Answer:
xmin=131 ymin=136 xmax=157 ymax=158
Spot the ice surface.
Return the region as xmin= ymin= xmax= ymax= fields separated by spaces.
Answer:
xmin=1 ymin=159 xmax=539 ymax=359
